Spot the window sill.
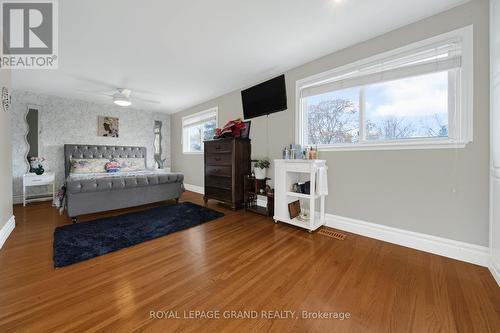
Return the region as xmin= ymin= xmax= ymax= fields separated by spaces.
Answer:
xmin=309 ymin=140 xmax=468 ymax=152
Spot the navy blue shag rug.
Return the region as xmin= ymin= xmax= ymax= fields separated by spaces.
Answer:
xmin=53 ymin=202 xmax=224 ymax=267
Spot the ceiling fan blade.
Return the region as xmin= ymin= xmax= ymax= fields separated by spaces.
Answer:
xmin=75 ymin=88 xmax=114 ymax=96
xmin=134 ymin=96 xmax=161 ymax=104
xmin=64 ymin=73 xmax=118 ymax=90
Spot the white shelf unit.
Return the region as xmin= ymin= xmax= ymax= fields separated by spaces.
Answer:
xmin=273 ymin=159 xmax=327 ymax=232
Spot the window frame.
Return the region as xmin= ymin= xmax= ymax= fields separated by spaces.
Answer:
xmin=182 ymin=107 xmax=218 ymax=154
xmin=295 ymin=25 xmax=473 ymax=151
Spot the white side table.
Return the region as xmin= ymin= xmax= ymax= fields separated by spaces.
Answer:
xmin=273 ymin=159 xmax=327 ymax=232
xmin=23 ymin=172 xmax=56 ymax=207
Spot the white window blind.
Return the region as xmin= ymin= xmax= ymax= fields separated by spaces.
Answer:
xmin=182 ymin=109 xmax=217 ymax=127
xmin=300 ymin=39 xmax=462 ymax=98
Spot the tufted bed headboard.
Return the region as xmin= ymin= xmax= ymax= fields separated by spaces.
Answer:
xmin=64 ymin=144 xmax=147 ymax=178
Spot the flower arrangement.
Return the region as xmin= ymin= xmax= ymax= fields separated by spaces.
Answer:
xmin=30 ymin=157 xmax=46 ymax=175
xmin=214 ymin=118 xmax=246 ymax=138
xmin=157 ymin=158 xmax=167 ymax=169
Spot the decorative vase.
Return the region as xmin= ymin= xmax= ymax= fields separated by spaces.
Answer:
xmin=34 ymin=166 xmax=44 ymax=175
xmin=254 ymin=167 xmax=266 ymax=180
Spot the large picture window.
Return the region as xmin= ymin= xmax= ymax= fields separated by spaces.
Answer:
xmin=182 ymin=107 xmax=218 ymax=154
xmin=297 ymin=26 xmax=473 ymax=150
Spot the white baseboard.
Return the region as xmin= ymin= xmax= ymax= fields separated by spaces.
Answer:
xmin=184 ymin=183 xmax=204 ymax=195
xmin=13 ymin=192 xmax=53 ymax=205
xmin=0 ymin=216 xmax=15 ymax=250
xmin=13 ymin=194 xmax=22 ymax=205
xmin=490 ymin=259 xmax=500 ymax=286
xmin=325 ymin=214 xmax=490 ymax=267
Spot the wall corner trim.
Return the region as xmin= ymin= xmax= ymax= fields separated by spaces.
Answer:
xmin=325 ymin=213 xmax=490 ymax=267
xmin=184 ymin=184 xmax=204 ymax=195
xmin=0 ymin=216 xmax=15 ymax=250
xmin=490 ymin=259 xmax=500 ymax=286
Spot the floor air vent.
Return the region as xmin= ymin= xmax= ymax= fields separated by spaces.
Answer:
xmin=317 ymin=227 xmax=346 ymax=240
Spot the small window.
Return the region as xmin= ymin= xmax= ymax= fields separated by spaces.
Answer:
xmin=182 ymin=107 xmax=218 ymax=154
xmin=297 ymin=26 xmax=473 ymax=151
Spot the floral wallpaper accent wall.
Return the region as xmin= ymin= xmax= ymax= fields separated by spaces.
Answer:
xmin=11 ymin=90 xmax=171 ymax=201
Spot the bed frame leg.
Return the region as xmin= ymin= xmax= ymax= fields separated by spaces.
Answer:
xmin=71 ymin=217 xmax=77 ymax=224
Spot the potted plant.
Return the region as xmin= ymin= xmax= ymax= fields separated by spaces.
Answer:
xmin=254 ymin=159 xmax=270 ymax=179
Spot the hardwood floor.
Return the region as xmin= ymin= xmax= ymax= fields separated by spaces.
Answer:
xmin=0 ymin=191 xmax=498 ymax=332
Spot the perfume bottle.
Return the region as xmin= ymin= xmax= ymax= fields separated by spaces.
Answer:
xmin=295 ymin=144 xmax=302 ymax=159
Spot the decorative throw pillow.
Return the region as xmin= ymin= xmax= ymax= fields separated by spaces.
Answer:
xmin=105 ymin=161 xmax=121 ymax=173
xmin=115 ymin=158 xmax=146 ymax=172
xmin=70 ymin=158 xmax=109 ymax=174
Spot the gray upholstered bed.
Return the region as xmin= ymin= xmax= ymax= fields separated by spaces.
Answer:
xmin=64 ymin=144 xmax=184 ymax=222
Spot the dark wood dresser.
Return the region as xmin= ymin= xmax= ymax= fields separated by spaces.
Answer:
xmin=204 ymin=138 xmax=251 ymax=209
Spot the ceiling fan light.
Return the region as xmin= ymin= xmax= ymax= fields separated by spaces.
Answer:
xmin=113 ymin=95 xmax=131 ymax=107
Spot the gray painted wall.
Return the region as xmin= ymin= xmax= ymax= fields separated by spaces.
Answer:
xmin=172 ymin=0 xmax=490 ymax=246
xmin=11 ymin=91 xmax=172 ymax=199
xmin=490 ymin=0 xmax=500 ymax=278
xmin=0 ymin=70 xmax=13 ymax=230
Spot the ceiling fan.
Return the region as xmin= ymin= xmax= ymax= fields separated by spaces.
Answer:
xmin=110 ymin=88 xmax=160 ymax=107
xmin=64 ymin=73 xmax=162 ymax=107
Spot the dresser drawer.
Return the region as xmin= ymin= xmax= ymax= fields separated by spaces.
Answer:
xmin=24 ymin=174 xmax=55 ymax=186
xmin=205 ymin=187 xmax=232 ymax=202
xmin=206 ymin=165 xmax=232 ymax=177
xmin=205 ymin=176 xmax=232 ymax=190
xmin=205 ymin=140 xmax=233 ymax=154
xmin=206 ymin=153 xmax=232 ymax=166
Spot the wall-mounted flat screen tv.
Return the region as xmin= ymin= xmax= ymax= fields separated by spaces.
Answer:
xmin=241 ymin=74 xmax=287 ymax=119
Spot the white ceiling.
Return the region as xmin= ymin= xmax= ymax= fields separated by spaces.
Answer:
xmin=11 ymin=0 xmax=469 ymax=113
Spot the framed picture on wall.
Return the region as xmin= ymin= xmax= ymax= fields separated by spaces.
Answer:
xmin=98 ymin=116 xmax=119 ymax=137
xmin=241 ymin=121 xmax=251 ymax=138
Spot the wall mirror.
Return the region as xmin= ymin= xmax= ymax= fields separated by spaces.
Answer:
xmin=25 ymin=104 xmax=41 ymax=172
xmin=154 ymin=120 xmax=163 ymax=168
